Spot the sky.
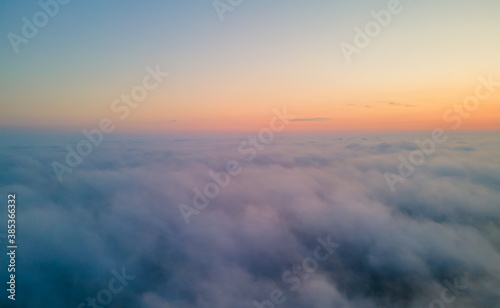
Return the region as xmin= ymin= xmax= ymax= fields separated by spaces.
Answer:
xmin=1 ymin=0 xmax=500 ymax=132
xmin=1 ymin=3 xmax=500 ymax=307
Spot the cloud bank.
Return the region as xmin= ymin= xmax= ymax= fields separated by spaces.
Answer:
xmin=0 ymin=132 xmax=499 ymax=308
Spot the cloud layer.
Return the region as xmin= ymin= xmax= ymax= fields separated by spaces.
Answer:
xmin=0 ymin=132 xmax=499 ymax=308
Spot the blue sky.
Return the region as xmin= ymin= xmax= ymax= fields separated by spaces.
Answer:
xmin=1 ymin=0 xmax=499 ymax=131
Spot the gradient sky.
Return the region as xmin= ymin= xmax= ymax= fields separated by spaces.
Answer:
xmin=1 ymin=0 xmax=499 ymax=132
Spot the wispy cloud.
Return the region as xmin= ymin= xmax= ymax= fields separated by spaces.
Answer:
xmin=388 ymin=102 xmax=414 ymax=107
xmin=346 ymin=102 xmax=414 ymax=109
xmin=290 ymin=118 xmax=331 ymax=122
xmin=150 ymin=120 xmax=177 ymax=124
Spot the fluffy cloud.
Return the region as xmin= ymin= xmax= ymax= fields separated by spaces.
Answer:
xmin=0 ymin=132 xmax=499 ymax=308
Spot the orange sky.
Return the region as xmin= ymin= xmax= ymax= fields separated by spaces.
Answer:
xmin=1 ymin=1 xmax=499 ymax=133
